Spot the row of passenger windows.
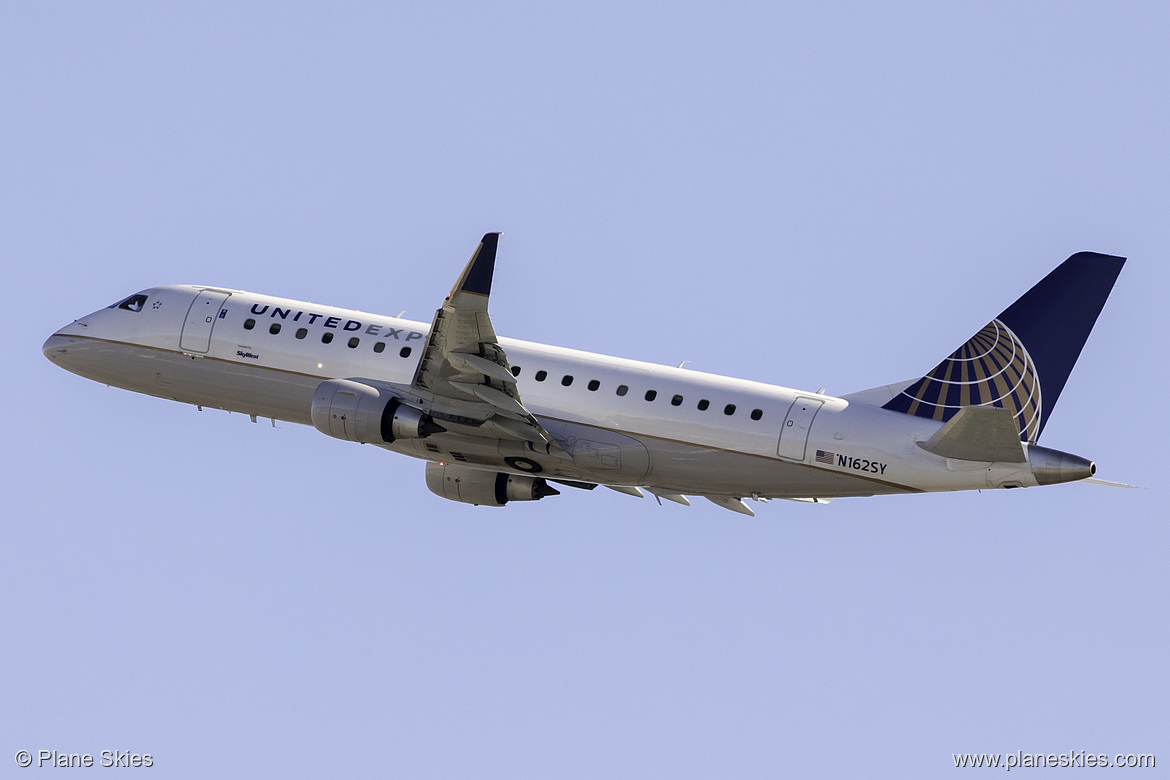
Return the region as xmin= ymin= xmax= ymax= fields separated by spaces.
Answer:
xmin=510 ymin=366 xmax=764 ymax=420
xmin=243 ymin=318 xmax=413 ymax=358
xmin=242 ymin=316 xmax=761 ymax=420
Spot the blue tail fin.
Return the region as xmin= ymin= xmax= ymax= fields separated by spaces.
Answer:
xmin=882 ymin=252 xmax=1125 ymax=442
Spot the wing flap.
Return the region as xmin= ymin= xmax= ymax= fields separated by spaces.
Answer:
xmin=406 ymin=233 xmax=569 ymax=459
xmin=704 ymin=495 xmax=756 ymax=516
xmin=450 ymin=381 xmax=528 ymax=418
xmin=449 ymin=351 xmax=518 ymax=384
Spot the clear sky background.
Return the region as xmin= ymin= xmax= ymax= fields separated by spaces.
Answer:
xmin=2 ymin=2 xmax=1166 ymax=777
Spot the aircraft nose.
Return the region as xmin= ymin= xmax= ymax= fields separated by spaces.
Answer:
xmin=43 ymin=332 xmax=77 ymax=365
xmin=43 ymin=312 xmax=96 ymax=358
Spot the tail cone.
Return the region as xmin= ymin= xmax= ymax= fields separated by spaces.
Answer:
xmin=1028 ymin=444 xmax=1095 ymax=486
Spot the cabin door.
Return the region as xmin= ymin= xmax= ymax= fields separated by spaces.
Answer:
xmin=777 ymin=397 xmax=823 ymax=461
xmin=180 ymin=290 xmax=231 ymax=353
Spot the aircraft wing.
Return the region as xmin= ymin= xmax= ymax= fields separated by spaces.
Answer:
xmin=405 ymin=233 xmax=569 ymax=457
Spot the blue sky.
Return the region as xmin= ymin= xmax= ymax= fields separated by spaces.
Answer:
xmin=2 ymin=2 xmax=1166 ymax=777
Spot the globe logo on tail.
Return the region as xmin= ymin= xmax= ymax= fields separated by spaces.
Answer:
xmin=884 ymin=319 xmax=1042 ymax=442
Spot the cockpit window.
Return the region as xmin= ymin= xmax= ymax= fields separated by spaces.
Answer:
xmin=109 ymin=294 xmax=148 ymax=312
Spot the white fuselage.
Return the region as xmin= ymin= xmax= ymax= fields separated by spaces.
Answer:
xmin=44 ymin=285 xmax=1051 ymax=500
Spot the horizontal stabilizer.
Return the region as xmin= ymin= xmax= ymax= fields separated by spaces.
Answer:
xmin=1081 ymin=477 xmax=1141 ymax=489
xmin=916 ymin=406 xmax=1027 ymax=462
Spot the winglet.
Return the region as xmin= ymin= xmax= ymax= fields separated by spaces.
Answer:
xmin=450 ymin=232 xmax=500 ymax=297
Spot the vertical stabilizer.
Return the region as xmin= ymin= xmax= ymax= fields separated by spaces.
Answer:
xmin=882 ymin=252 xmax=1124 ymax=442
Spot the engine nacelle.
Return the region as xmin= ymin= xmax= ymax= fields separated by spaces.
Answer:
xmin=311 ymin=379 xmax=445 ymax=444
xmin=425 ymin=462 xmax=560 ymax=506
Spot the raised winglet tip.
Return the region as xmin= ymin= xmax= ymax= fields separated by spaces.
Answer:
xmin=1067 ymin=251 xmax=1127 ymax=266
xmin=459 ymin=234 xmax=499 ymax=296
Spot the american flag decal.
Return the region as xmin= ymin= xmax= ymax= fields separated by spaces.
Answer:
xmin=815 ymin=450 xmax=835 ymax=465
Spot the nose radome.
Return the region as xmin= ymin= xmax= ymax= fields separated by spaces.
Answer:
xmin=43 ymin=332 xmax=78 ymax=365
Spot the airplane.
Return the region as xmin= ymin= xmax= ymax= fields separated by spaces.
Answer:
xmin=43 ymin=235 xmax=1126 ymax=515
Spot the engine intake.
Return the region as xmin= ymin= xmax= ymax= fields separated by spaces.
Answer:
xmin=425 ymin=462 xmax=560 ymax=506
xmin=311 ymin=379 xmax=445 ymax=444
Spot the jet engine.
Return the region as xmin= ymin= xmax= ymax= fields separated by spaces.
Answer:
xmin=425 ymin=462 xmax=560 ymax=506
xmin=311 ymin=379 xmax=445 ymax=444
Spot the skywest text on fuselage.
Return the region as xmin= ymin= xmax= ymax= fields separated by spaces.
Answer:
xmin=247 ymin=304 xmax=425 ymax=342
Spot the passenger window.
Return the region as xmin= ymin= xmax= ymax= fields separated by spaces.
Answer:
xmin=645 ymin=390 xmax=657 ymax=402
xmin=697 ymin=399 xmax=710 ymax=411
xmin=724 ymin=403 xmax=736 ymax=415
xmin=670 ymin=394 xmax=683 ymax=406
xmin=244 ymin=319 xmax=256 ymax=330
xmin=348 ymin=337 xmax=360 ymax=348
xmin=561 ymin=375 xmax=574 ymax=387
xmin=535 ymin=370 xmax=547 ymax=382
xmin=751 ymin=408 xmax=763 ymax=421
xmin=511 ymin=366 xmax=522 ymax=377
xmin=373 ymin=342 xmax=386 ymax=353
xmin=588 ymin=380 xmax=600 ymax=391
xmin=295 ymin=328 xmax=307 ymax=339
xmin=269 ymin=323 xmax=281 ymax=335
xmin=616 ymin=385 xmax=628 ymax=396
xmin=322 ymin=332 xmax=334 ymax=344
xmin=399 ymin=347 xmax=412 ymax=358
